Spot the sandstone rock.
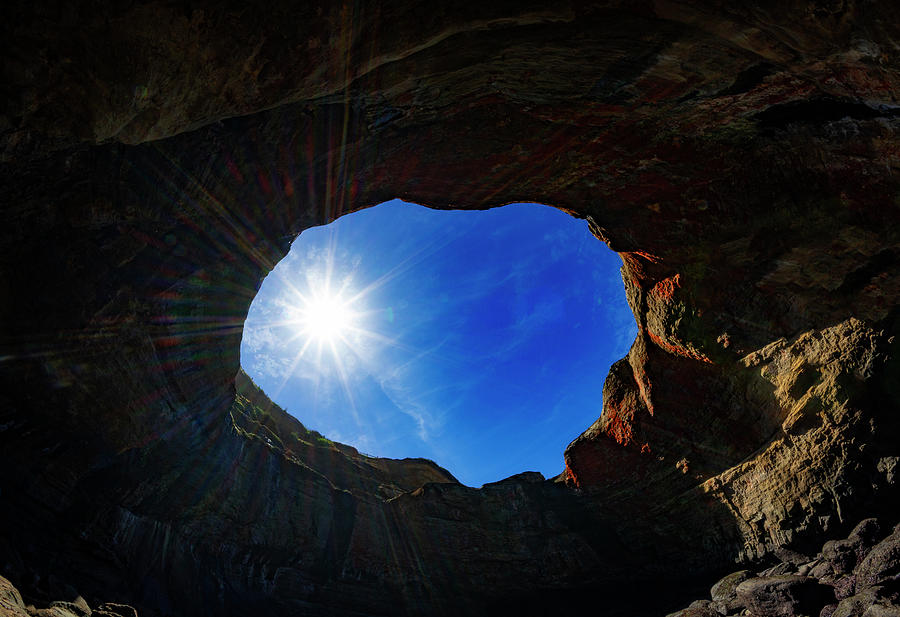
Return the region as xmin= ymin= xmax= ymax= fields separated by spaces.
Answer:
xmin=878 ymin=459 xmax=899 ymax=486
xmin=92 ymin=604 xmax=137 ymax=617
xmin=2 ymin=2 xmax=900 ymax=616
xmin=0 ymin=603 xmax=29 ymax=617
xmin=27 ymin=607 xmax=84 ymax=617
xmin=0 ymin=576 xmax=27 ymax=617
xmin=48 ymin=600 xmax=90 ymax=617
xmin=736 ymin=575 xmax=835 ymax=617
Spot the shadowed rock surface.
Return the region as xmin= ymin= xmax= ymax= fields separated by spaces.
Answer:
xmin=1 ymin=1 xmax=899 ymax=615
xmin=667 ymin=518 xmax=900 ymax=617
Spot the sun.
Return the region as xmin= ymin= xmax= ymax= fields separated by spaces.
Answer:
xmin=296 ymin=292 xmax=356 ymax=343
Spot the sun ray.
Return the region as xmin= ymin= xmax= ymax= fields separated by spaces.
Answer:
xmin=329 ymin=337 xmax=362 ymax=427
xmin=270 ymin=335 xmax=316 ymax=400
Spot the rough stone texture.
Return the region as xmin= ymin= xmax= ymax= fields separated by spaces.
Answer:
xmin=0 ymin=577 xmax=27 ymax=617
xmin=92 ymin=607 xmax=137 ymax=617
xmin=711 ymin=570 xmax=753 ymax=615
xmin=666 ymin=517 xmax=900 ymax=617
xmin=736 ymin=575 xmax=835 ymax=616
xmin=856 ymin=529 xmax=900 ymax=591
xmin=47 ymin=600 xmax=90 ymax=617
xmin=667 ymin=604 xmax=720 ymax=617
xmin=0 ymin=577 xmax=138 ymax=617
xmin=2 ymin=1 xmax=900 ymax=616
xmin=833 ymin=586 xmax=890 ymax=617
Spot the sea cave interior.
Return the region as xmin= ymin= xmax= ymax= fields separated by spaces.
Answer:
xmin=1 ymin=3 xmax=899 ymax=617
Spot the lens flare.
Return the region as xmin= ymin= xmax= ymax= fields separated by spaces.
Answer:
xmin=296 ymin=293 xmax=355 ymax=342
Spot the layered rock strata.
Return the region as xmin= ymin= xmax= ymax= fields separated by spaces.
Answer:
xmin=1 ymin=1 xmax=899 ymax=615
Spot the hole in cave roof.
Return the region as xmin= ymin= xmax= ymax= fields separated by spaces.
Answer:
xmin=239 ymin=199 xmax=636 ymax=487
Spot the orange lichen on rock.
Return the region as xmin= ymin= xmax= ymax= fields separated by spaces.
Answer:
xmin=563 ymin=461 xmax=580 ymax=489
xmin=603 ymin=402 xmax=634 ymax=446
xmin=648 ymin=329 xmax=713 ymax=364
xmin=652 ymin=273 xmax=681 ymax=302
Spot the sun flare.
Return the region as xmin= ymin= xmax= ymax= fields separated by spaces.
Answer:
xmin=296 ymin=293 xmax=356 ymax=343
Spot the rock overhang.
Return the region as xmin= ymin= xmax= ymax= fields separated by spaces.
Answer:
xmin=1 ymin=2 xmax=900 ymax=616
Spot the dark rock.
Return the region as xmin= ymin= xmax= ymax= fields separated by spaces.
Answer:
xmin=850 ymin=520 xmax=883 ymax=550
xmin=736 ymin=575 xmax=836 ymax=617
xmin=825 ymin=540 xmax=861 ymax=576
xmin=813 ymin=562 xmax=837 ymax=580
xmin=833 ymin=587 xmax=886 ymax=617
xmin=777 ymin=548 xmax=816 ymax=567
xmin=799 ymin=560 xmax=822 ymax=577
xmin=481 ymin=471 xmax=545 ymax=487
xmin=711 ymin=570 xmax=753 ymax=614
xmin=857 ymin=532 xmax=900 ymax=591
xmin=762 ymin=563 xmax=800 ymax=577
xmin=2 ymin=2 xmax=900 ymax=616
xmin=863 ymin=605 xmax=900 ymax=617
xmin=823 ymin=519 xmax=886 ymax=579
xmin=666 ymin=605 xmax=719 ymax=617
xmin=833 ymin=576 xmax=859 ymax=601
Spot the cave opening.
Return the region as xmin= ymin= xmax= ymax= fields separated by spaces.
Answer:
xmin=240 ymin=199 xmax=636 ymax=487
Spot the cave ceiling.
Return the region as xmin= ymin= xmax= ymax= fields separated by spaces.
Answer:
xmin=1 ymin=2 xmax=899 ymax=616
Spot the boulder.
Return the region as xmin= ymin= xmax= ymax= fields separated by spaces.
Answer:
xmin=711 ymin=570 xmax=753 ymax=615
xmin=48 ymin=600 xmax=90 ymax=617
xmin=856 ymin=532 xmax=900 ymax=591
xmin=849 ymin=520 xmax=883 ymax=550
xmin=825 ymin=540 xmax=862 ymax=576
xmin=736 ymin=575 xmax=835 ymax=617
xmin=862 ymin=605 xmax=900 ymax=617
xmin=833 ymin=587 xmax=886 ymax=617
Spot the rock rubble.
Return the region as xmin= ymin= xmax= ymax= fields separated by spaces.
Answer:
xmin=669 ymin=519 xmax=900 ymax=617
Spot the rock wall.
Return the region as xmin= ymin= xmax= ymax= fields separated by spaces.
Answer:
xmin=1 ymin=1 xmax=899 ymax=615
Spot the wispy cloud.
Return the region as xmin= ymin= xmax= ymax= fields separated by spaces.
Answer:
xmin=369 ymin=338 xmax=453 ymax=442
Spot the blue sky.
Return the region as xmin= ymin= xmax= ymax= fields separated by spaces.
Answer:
xmin=240 ymin=200 xmax=636 ymax=487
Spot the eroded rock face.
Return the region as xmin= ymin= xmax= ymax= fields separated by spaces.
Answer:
xmin=1 ymin=1 xmax=899 ymax=616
